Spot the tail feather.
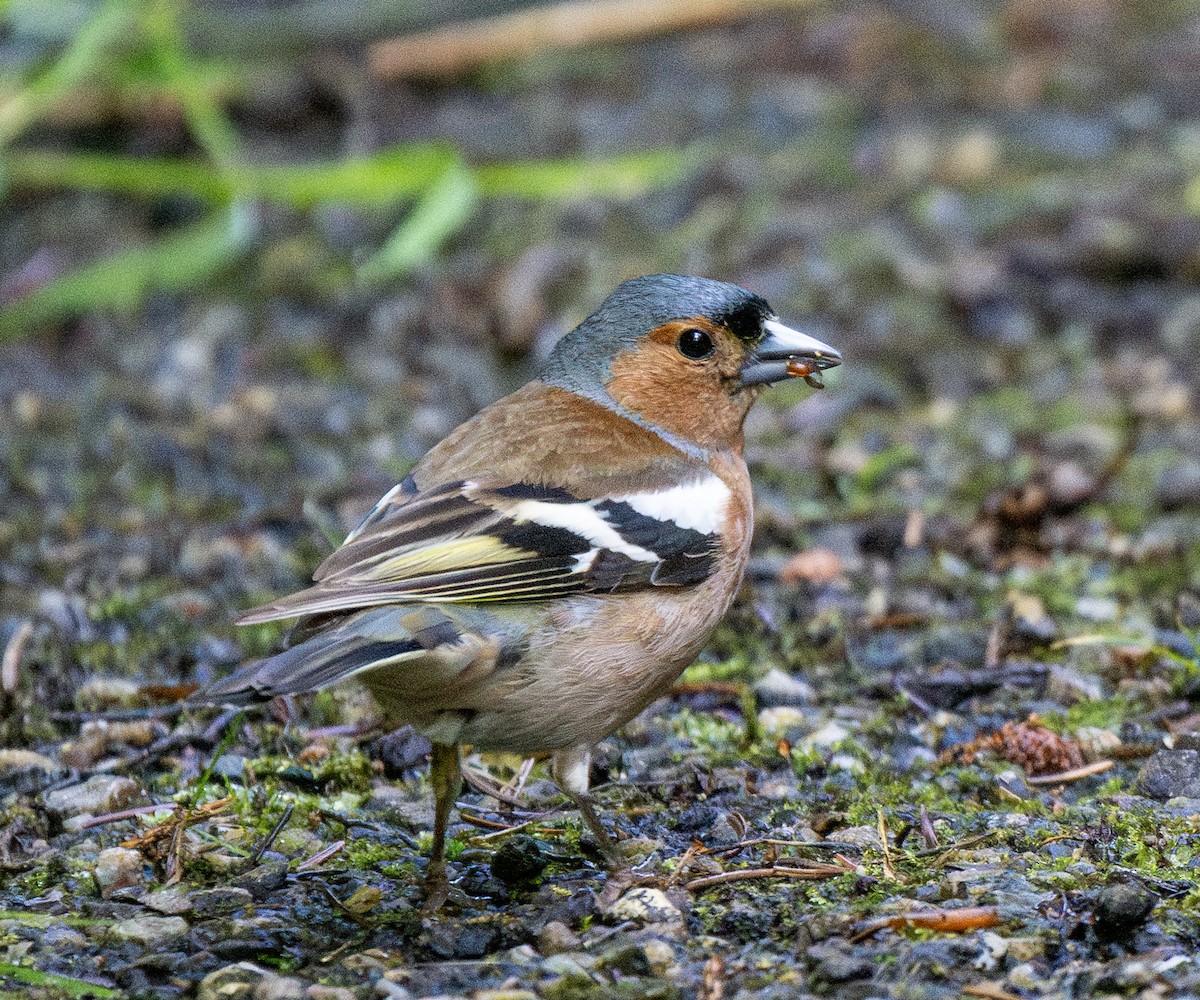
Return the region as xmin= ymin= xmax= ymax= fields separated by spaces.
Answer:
xmin=197 ymin=604 xmax=508 ymax=708
xmin=199 ymin=632 xmax=422 ymax=705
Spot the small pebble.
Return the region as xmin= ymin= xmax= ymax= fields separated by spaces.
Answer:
xmin=190 ymin=887 xmax=254 ymax=916
xmin=754 ymin=667 xmax=814 ymax=708
xmin=94 ymin=847 xmax=145 ymax=897
xmin=610 ymin=887 xmax=683 ymax=927
xmin=110 ymin=915 xmax=189 ymax=947
xmin=1137 ymin=750 xmax=1200 ymax=800
xmin=538 ymin=920 xmax=581 ymax=956
xmin=256 ymin=974 xmax=309 ymax=1000
xmin=43 ymin=775 xmax=142 ymax=820
xmin=1093 ymin=882 xmax=1158 ymax=939
xmin=490 ymin=835 xmax=548 ymax=885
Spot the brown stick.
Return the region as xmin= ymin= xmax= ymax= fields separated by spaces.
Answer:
xmin=686 ymin=862 xmax=850 ymax=891
xmin=850 ymin=906 xmax=1001 ymax=941
xmin=369 ymin=0 xmax=812 ymax=80
xmin=962 ymin=983 xmax=1025 ymax=1000
xmin=1025 ymin=759 xmax=1114 ymax=785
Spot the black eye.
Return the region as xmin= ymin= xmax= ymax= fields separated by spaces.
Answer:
xmin=677 ymin=328 xmax=714 ymax=360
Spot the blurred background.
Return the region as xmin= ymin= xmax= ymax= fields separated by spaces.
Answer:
xmin=2 ymin=0 xmax=1200 ymax=994
xmin=3 ymin=0 xmax=1196 ymax=641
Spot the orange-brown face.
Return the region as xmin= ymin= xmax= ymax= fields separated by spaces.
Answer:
xmin=605 ymin=317 xmax=759 ymax=452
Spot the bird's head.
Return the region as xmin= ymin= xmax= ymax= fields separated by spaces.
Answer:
xmin=540 ymin=274 xmax=842 ymax=454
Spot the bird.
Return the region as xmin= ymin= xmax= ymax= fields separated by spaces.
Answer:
xmin=201 ymin=274 xmax=841 ymax=905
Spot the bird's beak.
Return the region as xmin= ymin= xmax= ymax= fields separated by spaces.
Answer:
xmin=739 ymin=319 xmax=843 ymax=389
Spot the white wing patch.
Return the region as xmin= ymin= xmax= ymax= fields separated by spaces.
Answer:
xmin=506 ymin=499 xmax=660 ymax=562
xmin=611 ymin=475 xmax=730 ymax=535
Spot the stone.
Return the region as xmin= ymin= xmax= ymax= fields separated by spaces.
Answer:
xmin=757 ymin=706 xmax=807 ymax=736
xmin=1157 ymin=460 xmax=1200 ymax=508
xmin=831 ymin=825 xmax=880 ymax=850
xmin=1137 ymin=750 xmax=1200 ymax=800
xmin=375 ymin=726 xmax=433 ymax=779
xmin=111 ymin=915 xmax=189 ymax=947
xmin=0 ymin=749 xmax=56 ymax=774
xmin=43 ymin=775 xmax=142 ymax=820
xmin=255 ymin=975 xmax=308 ymax=1000
xmin=190 ymin=887 xmax=254 ymax=916
xmin=1093 ymin=882 xmax=1158 ymax=938
xmin=806 ymin=941 xmax=873 ymax=981
xmin=94 ymin=847 xmax=145 ymax=897
xmin=234 ymin=860 xmax=290 ymax=901
xmin=754 ymin=667 xmax=814 ymax=708
xmin=198 ymin=964 xmax=265 ymax=1000
xmin=609 ymin=887 xmax=683 ymax=926
xmin=139 ymin=888 xmax=193 ymax=915
xmin=490 ymin=835 xmax=548 ymax=885
xmin=538 ymin=920 xmax=581 ymax=956
xmin=640 ymin=939 xmax=677 ymax=977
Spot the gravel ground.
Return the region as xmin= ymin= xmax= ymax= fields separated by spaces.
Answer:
xmin=2 ymin=3 xmax=1200 ymax=998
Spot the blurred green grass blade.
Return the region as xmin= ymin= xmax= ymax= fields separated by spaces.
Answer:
xmin=0 ymin=0 xmax=137 ymax=147
xmin=5 ymin=149 xmax=231 ymax=200
xmin=477 ymin=147 xmax=698 ymax=199
xmin=141 ymin=0 xmax=240 ymax=167
xmin=1186 ymin=176 xmax=1200 ymax=213
xmin=358 ymin=157 xmax=480 ymax=287
xmin=0 ymin=962 xmax=119 ymax=999
xmin=5 ymin=145 xmax=697 ymax=207
xmin=0 ymin=205 xmax=256 ymax=339
xmin=3 ymin=144 xmax=459 ymax=206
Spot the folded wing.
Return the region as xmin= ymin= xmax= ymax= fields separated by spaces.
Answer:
xmin=237 ymin=477 xmax=723 ymax=625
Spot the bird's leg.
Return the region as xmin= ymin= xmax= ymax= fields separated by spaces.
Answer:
xmin=552 ymin=745 xmax=624 ymax=868
xmin=423 ymin=741 xmax=462 ymax=910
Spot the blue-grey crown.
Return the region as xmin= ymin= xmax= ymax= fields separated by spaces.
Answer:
xmin=540 ymin=274 xmax=773 ymax=396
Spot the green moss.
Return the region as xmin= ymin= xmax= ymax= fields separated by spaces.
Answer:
xmin=1041 ymin=695 xmax=1143 ymax=733
xmin=342 ymin=839 xmax=407 ymax=869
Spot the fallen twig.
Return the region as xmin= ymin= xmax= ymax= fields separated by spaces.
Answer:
xmin=119 ymin=797 xmax=232 ymax=850
xmin=962 ymin=982 xmax=1025 ymax=1000
xmin=850 ymin=906 xmax=1001 ymax=942
xmin=296 ymin=840 xmax=345 ymax=870
xmin=78 ymin=803 xmax=172 ymax=829
xmin=250 ymin=802 xmax=295 ymax=865
xmin=471 ymin=817 xmax=566 ymax=841
xmin=1025 ymin=759 xmax=1114 ymax=785
xmin=1 ymin=620 xmax=33 ymax=696
xmin=686 ymin=860 xmax=851 ymax=891
xmin=877 ymin=807 xmax=897 ymax=880
xmin=369 ymin=0 xmax=813 ymax=80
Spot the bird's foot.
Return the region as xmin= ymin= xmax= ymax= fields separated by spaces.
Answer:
xmin=421 ymin=866 xmax=450 ymax=913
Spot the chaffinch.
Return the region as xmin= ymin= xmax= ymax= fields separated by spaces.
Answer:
xmin=203 ymin=274 xmax=841 ymax=904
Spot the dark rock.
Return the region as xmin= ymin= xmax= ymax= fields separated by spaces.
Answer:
xmin=375 ymin=726 xmax=433 ymax=780
xmin=189 ymin=887 xmax=254 ymax=917
xmin=919 ymin=627 xmax=988 ymax=667
xmin=806 ymin=941 xmax=874 ymax=982
xmin=596 ymin=940 xmax=652 ymax=976
xmin=490 ymin=834 xmax=548 ymax=885
xmin=1136 ymin=750 xmax=1200 ymax=800
xmin=233 ymin=861 xmax=289 ymax=901
xmin=425 ymin=921 xmax=499 ymax=959
xmin=536 ymin=887 xmax=597 ymax=929
xmin=1093 ymin=882 xmax=1158 ymax=939
xmin=456 ymin=865 xmax=510 ymax=903
xmin=857 ymin=516 xmax=908 ymax=559
xmin=1156 ymin=460 xmax=1200 ymax=508
xmin=673 ymin=803 xmax=719 ymax=833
